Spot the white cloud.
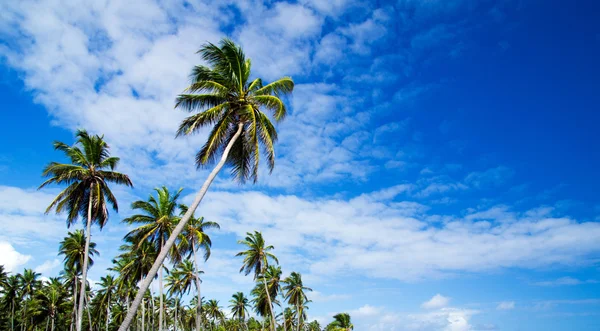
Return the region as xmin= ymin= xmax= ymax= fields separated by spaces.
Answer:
xmin=194 ymin=188 xmax=600 ymax=281
xmin=35 ymin=259 xmax=61 ymax=274
xmin=496 ymin=301 xmax=515 ymax=311
xmin=0 ymin=241 xmax=31 ymax=272
xmin=352 ymin=304 xmax=383 ymax=317
xmin=533 ymin=277 xmax=598 ymax=287
xmin=422 ymin=294 xmax=451 ymax=309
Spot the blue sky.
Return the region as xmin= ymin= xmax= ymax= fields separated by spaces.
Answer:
xmin=1 ymin=0 xmax=600 ymax=329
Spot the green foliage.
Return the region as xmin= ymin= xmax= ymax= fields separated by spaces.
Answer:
xmin=175 ymin=38 xmax=294 ymax=183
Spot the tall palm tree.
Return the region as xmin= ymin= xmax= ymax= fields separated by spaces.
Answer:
xmin=165 ymin=270 xmax=183 ymax=331
xmin=18 ymin=269 xmax=42 ymax=330
xmin=237 ymin=231 xmax=279 ymax=330
xmin=229 ymin=292 xmax=250 ymax=326
xmin=1 ymin=274 xmax=20 ymax=331
xmin=118 ymin=38 xmax=293 ymax=331
xmin=59 ymin=230 xmax=98 ymax=331
xmin=177 ymin=204 xmax=219 ymax=331
xmin=282 ymin=272 xmax=312 ymax=331
xmin=327 ymin=313 xmax=353 ymax=331
xmin=40 ymin=129 xmax=133 ymax=331
xmin=96 ymin=275 xmax=117 ymax=331
xmin=123 ymin=186 xmax=182 ymax=331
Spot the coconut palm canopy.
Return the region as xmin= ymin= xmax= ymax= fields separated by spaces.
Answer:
xmin=175 ymin=38 xmax=293 ymax=183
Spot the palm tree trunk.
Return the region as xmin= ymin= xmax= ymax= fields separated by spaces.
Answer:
xmin=51 ymin=316 xmax=55 ymax=331
xmin=296 ymin=304 xmax=300 ymax=331
xmin=159 ymin=238 xmax=164 ymax=331
xmin=72 ymin=279 xmax=78 ymax=331
xmin=11 ymin=300 xmax=15 ymax=331
xmin=118 ymin=122 xmax=244 ymax=331
xmin=174 ymin=298 xmax=178 ymax=331
xmin=192 ymin=243 xmax=203 ymax=331
xmin=140 ymin=274 xmax=145 ymax=331
xmin=77 ymin=185 xmax=94 ymax=331
xmin=85 ymin=293 xmax=93 ymax=331
xmin=106 ymin=294 xmax=110 ymax=331
xmin=262 ymin=276 xmax=276 ymax=331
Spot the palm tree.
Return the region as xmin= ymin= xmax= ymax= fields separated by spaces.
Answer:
xmin=1 ymin=274 xmax=20 ymax=331
xmin=40 ymin=129 xmax=133 ymax=331
xmin=177 ymin=204 xmax=219 ymax=331
xmin=229 ymin=292 xmax=250 ymax=326
xmin=59 ymin=230 xmax=99 ymax=273
xmin=96 ymin=275 xmax=117 ymax=331
xmin=59 ymin=230 xmax=98 ymax=331
xmin=123 ymin=186 xmax=182 ymax=331
xmin=237 ymin=231 xmax=279 ymax=330
xmin=204 ymin=299 xmax=225 ymax=329
xmin=282 ymin=272 xmax=312 ymax=331
xmin=306 ymin=320 xmax=321 ymax=331
xmin=118 ymin=38 xmax=293 ymax=331
xmin=327 ymin=313 xmax=353 ymax=331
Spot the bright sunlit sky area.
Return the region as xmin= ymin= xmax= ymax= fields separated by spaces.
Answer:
xmin=1 ymin=0 xmax=600 ymax=330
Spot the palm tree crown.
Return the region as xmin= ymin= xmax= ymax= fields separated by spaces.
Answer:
xmin=236 ymin=231 xmax=279 ymax=280
xmin=59 ymin=230 xmax=99 ymax=273
xmin=175 ymin=38 xmax=294 ymax=183
xmin=40 ymin=129 xmax=133 ymax=227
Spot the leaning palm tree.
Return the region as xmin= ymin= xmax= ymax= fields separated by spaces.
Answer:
xmin=123 ymin=186 xmax=182 ymax=331
xmin=118 ymin=38 xmax=293 ymax=331
xmin=40 ymin=129 xmax=133 ymax=331
xmin=176 ymin=204 xmax=219 ymax=331
xmin=282 ymin=272 xmax=312 ymax=331
xmin=237 ymin=231 xmax=279 ymax=330
xmin=229 ymin=292 xmax=250 ymax=326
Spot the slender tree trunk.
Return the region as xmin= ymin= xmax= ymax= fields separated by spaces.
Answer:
xmin=174 ymin=298 xmax=178 ymax=331
xmin=106 ymin=294 xmax=110 ymax=331
xmin=77 ymin=184 xmax=94 ymax=331
xmin=192 ymin=243 xmax=203 ymax=331
xmin=296 ymin=304 xmax=300 ymax=331
xmin=46 ymin=316 xmax=50 ymax=331
xmin=118 ymin=122 xmax=244 ymax=331
xmin=51 ymin=316 xmax=55 ymax=331
xmin=159 ymin=237 xmax=164 ymax=331
xmin=140 ymin=274 xmax=145 ymax=331
xmin=262 ymin=276 xmax=276 ymax=331
xmin=11 ymin=300 xmax=15 ymax=331
xmin=85 ymin=294 xmax=93 ymax=331
xmin=72 ymin=279 xmax=78 ymax=331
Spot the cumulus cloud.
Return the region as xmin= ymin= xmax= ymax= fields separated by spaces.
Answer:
xmin=422 ymin=294 xmax=451 ymax=309
xmin=35 ymin=259 xmax=61 ymax=274
xmin=193 ymin=188 xmax=600 ymax=281
xmin=0 ymin=241 xmax=31 ymax=272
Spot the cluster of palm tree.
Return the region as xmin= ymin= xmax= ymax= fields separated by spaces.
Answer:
xmin=0 ymin=38 xmax=354 ymax=331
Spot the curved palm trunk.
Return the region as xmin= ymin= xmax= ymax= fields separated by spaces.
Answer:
xmin=192 ymin=243 xmax=203 ymax=331
xmin=262 ymin=276 xmax=276 ymax=331
xmin=77 ymin=185 xmax=94 ymax=331
xmin=118 ymin=122 xmax=244 ymax=331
